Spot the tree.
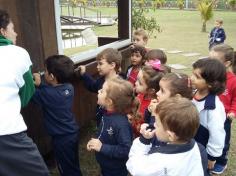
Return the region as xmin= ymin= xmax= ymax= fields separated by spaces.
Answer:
xmin=152 ymin=0 xmax=165 ymax=9
xmin=177 ymin=0 xmax=185 ymax=9
xmin=132 ymin=8 xmax=160 ymax=36
xmin=197 ymin=0 xmax=215 ymax=32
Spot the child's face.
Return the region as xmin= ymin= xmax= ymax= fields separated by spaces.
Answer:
xmin=156 ymin=79 xmax=171 ymax=103
xmin=215 ymin=21 xmax=222 ymax=28
xmin=131 ymin=52 xmax=143 ymax=66
xmin=97 ymin=58 xmax=115 ymax=76
xmin=190 ymin=68 xmax=209 ymax=92
xmin=97 ymin=82 xmax=109 ymax=107
xmin=133 ymin=35 xmax=147 ymax=47
xmin=154 ymin=113 xmax=169 ymax=142
xmin=135 ymin=70 xmax=148 ymax=94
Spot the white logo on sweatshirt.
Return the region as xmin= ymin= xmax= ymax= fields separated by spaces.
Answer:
xmin=107 ymin=127 xmax=114 ymax=136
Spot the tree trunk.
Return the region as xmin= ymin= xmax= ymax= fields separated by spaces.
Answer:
xmin=202 ymin=21 xmax=206 ymax=32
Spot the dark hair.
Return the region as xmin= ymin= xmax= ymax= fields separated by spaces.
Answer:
xmin=211 ymin=44 xmax=235 ymax=73
xmin=106 ymin=78 xmax=138 ymax=114
xmin=96 ymin=48 xmax=122 ymax=73
xmin=142 ymin=65 xmax=164 ymax=97
xmin=0 ymin=9 xmax=10 ymax=30
xmin=45 ymin=55 xmax=74 ymax=83
xmin=193 ymin=58 xmax=226 ymax=95
xmin=145 ymin=49 xmax=167 ymax=64
xmin=156 ymin=97 xmax=199 ymax=142
xmin=130 ymin=44 xmax=147 ymax=64
xmin=161 ymin=73 xmax=193 ymax=100
xmin=133 ymin=28 xmax=148 ymax=41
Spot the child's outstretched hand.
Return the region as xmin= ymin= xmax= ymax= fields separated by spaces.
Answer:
xmin=140 ymin=123 xmax=155 ymax=139
xmin=87 ymin=138 xmax=102 ymax=152
xmin=33 ymin=73 xmax=41 ymax=86
xmin=78 ymin=65 xmax=86 ymax=75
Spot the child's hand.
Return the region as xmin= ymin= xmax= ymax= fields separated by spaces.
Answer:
xmin=79 ymin=65 xmax=86 ymax=75
xmin=208 ymin=160 xmax=216 ymax=170
xmin=140 ymin=123 xmax=155 ymax=139
xmin=87 ymin=138 xmax=102 ymax=152
xmin=127 ymin=114 xmax=134 ymax=123
xmin=148 ymin=99 xmax=158 ymax=114
xmin=227 ymin=112 xmax=235 ymax=120
xmin=33 ymin=73 xmax=41 ymax=86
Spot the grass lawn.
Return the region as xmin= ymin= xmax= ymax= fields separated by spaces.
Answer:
xmin=61 ymin=9 xmax=236 ymax=176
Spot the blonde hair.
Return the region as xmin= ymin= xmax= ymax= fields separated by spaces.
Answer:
xmin=106 ymin=78 xmax=138 ymax=114
xmin=133 ymin=28 xmax=148 ymax=42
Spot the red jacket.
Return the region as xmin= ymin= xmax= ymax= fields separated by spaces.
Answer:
xmin=132 ymin=93 xmax=151 ymax=137
xmin=219 ymin=72 xmax=236 ymax=117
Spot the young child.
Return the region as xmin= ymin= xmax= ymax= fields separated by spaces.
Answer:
xmin=126 ymin=44 xmax=147 ymax=86
xmin=209 ymin=19 xmax=226 ymax=49
xmin=145 ymin=72 xmax=193 ymax=126
xmin=133 ymin=28 xmax=148 ymax=47
xmin=131 ymin=62 xmax=164 ymax=137
xmin=126 ymin=97 xmax=206 ymax=176
xmin=145 ymin=49 xmax=171 ymax=73
xmin=191 ymin=58 xmax=226 ymax=171
xmin=32 ymin=55 xmax=82 ymax=176
xmin=79 ymin=48 xmax=122 ymax=126
xmin=87 ymin=78 xmax=137 ymax=176
xmin=209 ymin=44 xmax=236 ymax=174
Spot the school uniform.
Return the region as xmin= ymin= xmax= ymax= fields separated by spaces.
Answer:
xmin=216 ymin=72 xmax=236 ymax=166
xmin=32 ymin=83 xmax=82 ymax=176
xmin=209 ymin=27 xmax=226 ymax=49
xmin=95 ymin=112 xmax=133 ymax=176
xmin=127 ymin=137 xmax=206 ymax=176
xmin=193 ymin=94 xmax=226 ymax=161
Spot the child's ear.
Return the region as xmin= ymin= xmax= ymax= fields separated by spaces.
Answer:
xmin=106 ymin=98 xmax=114 ymax=109
xmin=167 ymin=130 xmax=178 ymax=142
xmin=175 ymin=94 xmax=182 ymax=98
xmin=110 ymin=62 xmax=116 ymax=69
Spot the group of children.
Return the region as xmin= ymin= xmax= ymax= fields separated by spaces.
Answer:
xmin=1 ymin=7 xmax=235 ymax=175
xmin=30 ymin=28 xmax=235 ymax=176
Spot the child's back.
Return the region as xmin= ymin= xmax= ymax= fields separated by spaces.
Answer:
xmin=32 ymin=55 xmax=82 ymax=176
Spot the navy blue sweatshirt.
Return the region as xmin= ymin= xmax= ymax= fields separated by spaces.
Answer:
xmin=95 ymin=113 xmax=133 ymax=171
xmin=32 ymin=83 xmax=78 ymax=136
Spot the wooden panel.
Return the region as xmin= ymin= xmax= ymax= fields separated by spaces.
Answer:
xmin=118 ymin=0 xmax=130 ymax=39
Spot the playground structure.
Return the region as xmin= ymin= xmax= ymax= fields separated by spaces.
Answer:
xmin=60 ymin=2 xmax=117 ymax=48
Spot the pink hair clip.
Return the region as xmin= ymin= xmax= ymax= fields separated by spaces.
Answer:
xmin=146 ymin=60 xmax=163 ymax=71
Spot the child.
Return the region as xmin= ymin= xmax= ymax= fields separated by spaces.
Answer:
xmin=78 ymin=48 xmax=122 ymax=126
xmin=145 ymin=49 xmax=171 ymax=73
xmin=133 ymin=28 xmax=148 ymax=47
xmin=131 ymin=62 xmax=164 ymax=137
xmin=126 ymin=97 xmax=206 ymax=176
xmin=145 ymin=72 xmax=193 ymax=126
xmin=209 ymin=44 xmax=236 ymax=174
xmin=209 ymin=19 xmax=226 ymax=49
xmin=191 ymin=58 xmax=226 ymax=170
xmin=32 ymin=55 xmax=82 ymax=176
xmin=87 ymin=78 xmax=137 ymax=176
xmin=126 ymin=44 xmax=147 ymax=86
